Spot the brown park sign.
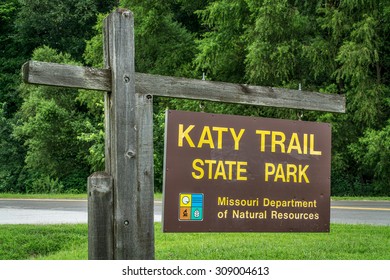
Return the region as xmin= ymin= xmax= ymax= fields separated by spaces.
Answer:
xmin=163 ymin=110 xmax=331 ymax=232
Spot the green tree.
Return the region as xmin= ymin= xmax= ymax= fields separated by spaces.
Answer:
xmin=13 ymin=47 xmax=92 ymax=193
xmin=0 ymin=0 xmax=116 ymax=193
xmin=0 ymin=102 xmax=26 ymax=192
xmin=7 ymin=0 xmax=387 ymax=195
xmin=313 ymin=0 xmax=389 ymax=194
xmin=194 ymin=0 xmax=389 ymax=194
xmin=15 ymin=0 xmax=117 ymax=61
xmin=349 ymin=120 xmax=390 ymax=195
xmin=0 ymin=0 xmax=27 ymax=192
xmin=193 ymin=0 xmax=249 ymax=83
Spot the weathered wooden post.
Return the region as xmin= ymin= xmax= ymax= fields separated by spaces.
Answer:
xmin=22 ymin=9 xmax=155 ymax=260
xmin=88 ymin=172 xmax=113 ymax=259
xmin=103 ymin=10 xmax=154 ymax=260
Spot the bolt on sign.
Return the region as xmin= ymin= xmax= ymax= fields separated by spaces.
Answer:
xmin=163 ymin=110 xmax=331 ymax=232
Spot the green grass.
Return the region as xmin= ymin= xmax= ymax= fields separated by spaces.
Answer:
xmin=0 ymin=224 xmax=87 ymax=260
xmin=0 ymin=193 xmax=87 ymax=200
xmin=331 ymin=196 xmax=390 ymax=201
xmin=0 ymin=223 xmax=389 ymax=260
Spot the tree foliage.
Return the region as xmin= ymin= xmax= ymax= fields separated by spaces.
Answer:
xmin=0 ymin=0 xmax=27 ymax=192
xmin=192 ymin=0 xmax=389 ymax=194
xmin=15 ymin=0 xmax=117 ymax=60
xmin=0 ymin=0 xmax=115 ymax=192
xmin=0 ymin=0 xmax=388 ymax=195
xmin=13 ymin=46 xmax=93 ymax=193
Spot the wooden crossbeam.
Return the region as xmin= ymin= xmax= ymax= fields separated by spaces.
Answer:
xmin=22 ymin=60 xmax=346 ymax=113
xmin=22 ymin=61 xmax=111 ymax=91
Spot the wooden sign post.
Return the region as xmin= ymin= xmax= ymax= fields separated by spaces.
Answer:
xmin=21 ymin=9 xmax=345 ymax=260
xmin=102 ymin=10 xmax=154 ymax=260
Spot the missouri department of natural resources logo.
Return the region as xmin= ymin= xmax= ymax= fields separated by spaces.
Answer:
xmin=179 ymin=193 xmax=204 ymax=221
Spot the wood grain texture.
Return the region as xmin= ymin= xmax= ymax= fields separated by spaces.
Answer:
xmin=104 ymin=9 xmax=154 ymax=260
xmin=135 ymin=73 xmax=346 ymax=113
xmin=88 ymin=172 xmax=114 ymax=260
xmin=22 ymin=61 xmax=111 ymax=91
xmin=22 ymin=62 xmax=345 ymax=113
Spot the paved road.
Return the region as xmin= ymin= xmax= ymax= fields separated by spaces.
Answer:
xmin=0 ymin=199 xmax=389 ymax=225
xmin=331 ymin=200 xmax=390 ymax=225
xmin=0 ymin=199 xmax=88 ymax=224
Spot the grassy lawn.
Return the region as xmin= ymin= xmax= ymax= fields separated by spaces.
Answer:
xmin=0 ymin=223 xmax=389 ymax=260
xmin=331 ymin=196 xmax=390 ymax=201
xmin=0 ymin=193 xmax=87 ymax=200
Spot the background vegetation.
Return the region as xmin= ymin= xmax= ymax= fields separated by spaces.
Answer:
xmin=0 ymin=0 xmax=389 ymax=195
